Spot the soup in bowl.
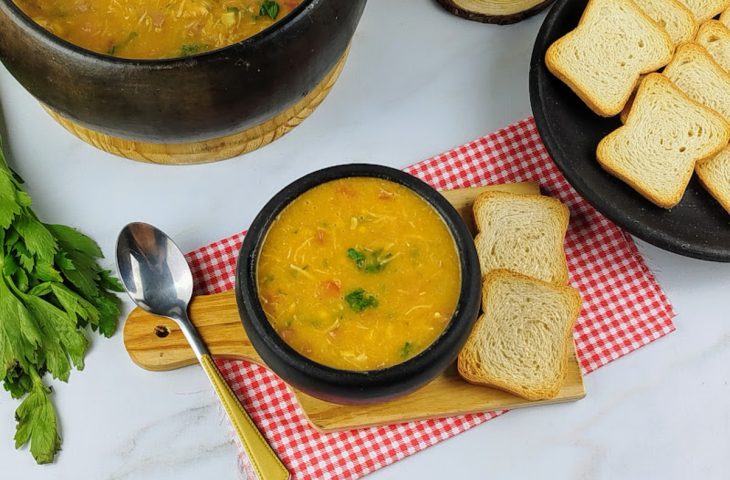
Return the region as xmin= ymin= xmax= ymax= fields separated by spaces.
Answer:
xmin=236 ymin=164 xmax=481 ymax=404
xmin=12 ymin=0 xmax=303 ymax=59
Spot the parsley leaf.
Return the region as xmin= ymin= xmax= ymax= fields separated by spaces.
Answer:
xmin=400 ymin=341 xmax=413 ymax=359
xmin=346 ymin=247 xmax=395 ymax=273
xmin=346 ymin=248 xmax=366 ymax=269
xmin=0 ymin=140 xmax=121 ymax=463
xmin=179 ymin=43 xmax=209 ymax=57
xmin=344 ymin=288 xmax=378 ymax=313
xmin=260 ymin=0 xmax=280 ymax=19
xmin=107 ymin=31 xmax=138 ymax=56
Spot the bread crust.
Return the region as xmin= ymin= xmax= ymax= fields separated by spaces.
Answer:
xmin=457 ymin=270 xmax=582 ymax=401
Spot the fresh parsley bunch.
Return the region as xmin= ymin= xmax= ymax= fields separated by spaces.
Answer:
xmin=0 ymin=144 xmax=122 ymax=463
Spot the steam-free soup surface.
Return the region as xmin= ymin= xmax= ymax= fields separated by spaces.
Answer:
xmin=13 ymin=0 xmax=301 ymax=59
xmin=257 ymin=177 xmax=461 ymax=371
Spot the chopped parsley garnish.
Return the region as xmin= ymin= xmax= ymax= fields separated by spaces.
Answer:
xmin=400 ymin=341 xmax=413 ymax=359
xmin=344 ymin=288 xmax=378 ymax=313
xmin=346 ymin=248 xmax=395 ymax=273
xmin=346 ymin=248 xmax=366 ymax=268
xmin=107 ymin=31 xmax=138 ymax=56
xmin=179 ymin=43 xmax=209 ymax=57
xmin=260 ymin=0 xmax=280 ymax=19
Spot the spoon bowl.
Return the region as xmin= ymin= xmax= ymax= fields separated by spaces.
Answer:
xmin=116 ymin=222 xmax=193 ymax=317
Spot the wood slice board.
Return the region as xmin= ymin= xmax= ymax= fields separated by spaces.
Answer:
xmin=436 ymin=0 xmax=556 ymax=25
xmin=124 ymin=182 xmax=586 ymax=431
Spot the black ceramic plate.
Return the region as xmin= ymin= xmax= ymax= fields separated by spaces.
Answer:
xmin=530 ymin=0 xmax=730 ymax=262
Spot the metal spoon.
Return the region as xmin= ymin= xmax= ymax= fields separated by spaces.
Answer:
xmin=116 ymin=222 xmax=289 ymax=480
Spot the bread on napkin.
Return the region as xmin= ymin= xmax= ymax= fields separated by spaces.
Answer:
xmin=597 ymin=73 xmax=730 ymax=208
xmin=545 ymin=0 xmax=673 ymax=117
xmin=457 ymin=270 xmax=582 ymax=401
xmin=473 ymin=191 xmax=569 ymax=285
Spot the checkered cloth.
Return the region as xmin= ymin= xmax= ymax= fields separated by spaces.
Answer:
xmin=185 ymin=117 xmax=676 ymax=480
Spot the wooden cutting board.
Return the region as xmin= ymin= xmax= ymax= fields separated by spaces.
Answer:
xmin=123 ymin=182 xmax=586 ymax=431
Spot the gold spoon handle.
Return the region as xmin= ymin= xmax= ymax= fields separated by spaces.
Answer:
xmin=200 ymin=354 xmax=290 ymax=480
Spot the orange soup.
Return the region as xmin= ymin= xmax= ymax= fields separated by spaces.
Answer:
xmin=13 ymin=0 xmax=302 ymax=59
xmin=256 ymin=177 xmax=462 ymax=371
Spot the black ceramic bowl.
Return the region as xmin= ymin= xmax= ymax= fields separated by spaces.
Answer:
xmin=235 ymin=164 xmax=482 ymax=404
xmin=0 ymin=0 xmax=366 ymax=143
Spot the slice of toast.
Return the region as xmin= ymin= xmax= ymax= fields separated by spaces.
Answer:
xmin=697 ymin=146 xmax=730 ymax=213
xmin=545 ymin=0 xmax=673 ymax=117
xmin=637 ymin=0 xmax=697 ymax=46
xmin=676 ymin=0 xmax=730 ymax=22
xmin=696 ymin=20 xmax=730 ymax=73
xmin=457 ymin=270 xmax=582 ymax=401
xmin=597 ymin=73 xmax=730 ymax=208
xmin=473 ymin=191 xmax=570 ymax=285
xmin=663 ymin=42 xmax=730 ymax=121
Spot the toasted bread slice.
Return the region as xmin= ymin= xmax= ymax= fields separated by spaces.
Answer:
xmin=545 ymin=0 xmax=673 ymax=117
xmin=697 ymin=146 xmax=730 ymax=213
xmin=696 ymin=20 xmax=730 ymax=73
xmin=473 ymin=191 xmax=570 ymax=285
xmin=637 ymin=0 xmax=697 ymax=45
xmin=597 ymin=74 xmax=730 ymax=208
xmin=663 ymin=43 xmax=730 ymax=120
xmin=676 ymin=0 xmax=730 ymax=22
xmin=457 ymin=270 xmax=582 ymax=401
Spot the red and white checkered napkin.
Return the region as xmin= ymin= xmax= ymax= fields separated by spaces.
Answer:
xmin=185 ymin=117 xmax=676 ymax=479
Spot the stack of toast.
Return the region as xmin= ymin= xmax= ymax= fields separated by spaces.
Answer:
xmin=457 ymin=192 xmax=582 ymax=401
xmin=546 ymin=0 xmax=730 ymax=213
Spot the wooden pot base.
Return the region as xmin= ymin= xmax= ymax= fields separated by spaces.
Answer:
xmin=43 ymin=52 xmax=348 ymax=165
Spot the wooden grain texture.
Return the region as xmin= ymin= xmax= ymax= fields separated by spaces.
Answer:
xmin=436 ymin=0 xmax=555 ymax=25
xmin=123 ymin=182 xmax=586 ymax=430
xmin=43 ymin=51 xmax=348 ymax=165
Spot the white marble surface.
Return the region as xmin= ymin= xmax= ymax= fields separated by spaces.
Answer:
xmin=1 ymin=1 xmax=729 ymax=479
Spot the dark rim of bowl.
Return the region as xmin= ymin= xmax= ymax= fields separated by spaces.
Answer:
xmin=2 ymin=0 xmax=315 ymax=65
xmin=236 ymin=164 xmax=481 ymax=386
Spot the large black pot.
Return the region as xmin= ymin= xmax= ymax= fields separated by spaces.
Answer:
xmin=0 ymin=0 xmax=366 ymax=143
xmin=235 ymin=164 xmax=482 ymax=404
